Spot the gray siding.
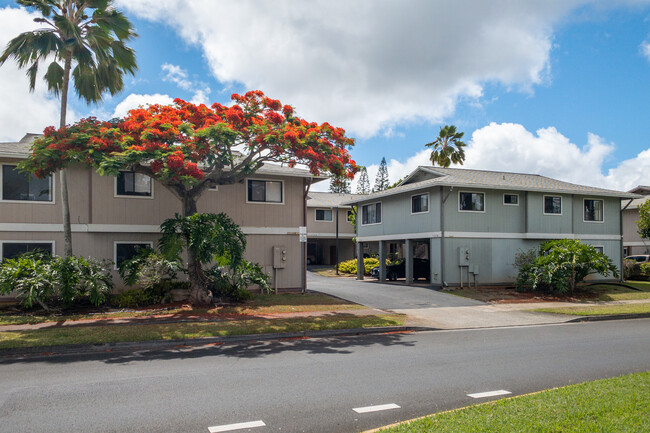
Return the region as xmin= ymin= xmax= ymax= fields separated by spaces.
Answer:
xmin=443 ymin=188 xmax=525 ymax=233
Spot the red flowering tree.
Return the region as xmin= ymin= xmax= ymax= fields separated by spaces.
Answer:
xmin=21 ymin=91 xmax=357 ymax=304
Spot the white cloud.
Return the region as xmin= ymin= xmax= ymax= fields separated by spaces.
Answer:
xmin=161 ymin=63 xmax=211 ymax=104
xmin=116 ymin=0 xmax=594 ymax=138
xmin=0 ymin=7 xmax=65 ymax=141
xmin=641 ymin=41 xmax=650 ymax=61
xmin=111 ymin=93 xmax=175 ymax=118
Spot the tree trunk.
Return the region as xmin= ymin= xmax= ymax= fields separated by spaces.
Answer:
xmin=60 ymin=51 xmax=73 ymax=257
xmin=183 ymin=195 xmax=213 ymax=305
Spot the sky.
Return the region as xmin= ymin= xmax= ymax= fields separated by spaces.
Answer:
xmin=0 ymin=0 xmax=649 ymax=193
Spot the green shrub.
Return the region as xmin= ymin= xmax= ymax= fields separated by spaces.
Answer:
xmin=640 ymin=262 xmax=650 ymax=278
xmin=623 ymin=259 xmax=641 ymax=280
xmin=111 ymin=289 xmax=153 ymax=309
xmin=118 ymin=248 xmax=182 ymax=288
xmin=0 ymin=253 xmax=113 ymax=310
xmin=207 ymin=259 xmax=271 ymax=302
xmin=516 ymin=239 xmax=618 ymax=293
xmin=337 ymin=258 xmax=382 ymax=275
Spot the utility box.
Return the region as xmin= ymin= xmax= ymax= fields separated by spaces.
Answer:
xmin=273 ymin=246 xmax=287 ymax=269
xmin=471 ymin=264 xmax=480 ymax=275
xmin=459 ymin=247 xmax=470 ymax=266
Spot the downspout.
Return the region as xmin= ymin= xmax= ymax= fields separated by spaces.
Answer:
xmin=620 ymin=198 xmax=634 ymax=282
xmin=440 ymin=185 xmax=453 ymax=287
xmin=302 ymin=178 xmax=312 ymax=294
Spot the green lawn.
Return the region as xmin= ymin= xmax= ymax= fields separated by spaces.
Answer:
xmin=378 ymin=372 xmax=650 ymax=433
xmin=0 ymin=314 xmax=404 ymax=349
xmin=534 ymin=303 xmax=650 ymax=316
xmin=0 ymin=293 xmax=364 ymax=326
xmin=591 ymin=281 xmax=650 ymax=301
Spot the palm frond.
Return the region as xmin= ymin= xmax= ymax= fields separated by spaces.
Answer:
xmin=44 ymin=61 xmax=64 ymax=95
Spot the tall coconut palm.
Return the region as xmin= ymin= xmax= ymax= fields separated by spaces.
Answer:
xmin=0 ymin=0 xmax=137 ymax=257
xmin=425 ymin=125 xmax=466 ymax=168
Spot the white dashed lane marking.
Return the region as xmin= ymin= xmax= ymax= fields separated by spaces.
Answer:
xmin=467 ymin=390 xmax=512 ymax=399
xmin=207 ymin=420 xmax=266 ymax=432
xmin=353 ymin=403 xmax=401 ymax=413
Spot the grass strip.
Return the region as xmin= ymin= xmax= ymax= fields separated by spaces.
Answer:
xmin=377 ymin=372 xmax=650 ymax=433
xmin=0 ymin=293 xmax=364 ymax=326
xmin=534 ymin=303 xmax=650 ymax=316
xmin=0 ymin=314 xmax=404 ymax=349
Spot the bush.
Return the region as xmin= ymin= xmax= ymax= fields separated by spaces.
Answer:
xmin=207 ymin=259 xmax=271 ymax=302
xmin=0 ymin=253 xmax=113 ymax=310
xmin=516 ymin=239 xmax=618 ymax=294
xmin=623 ymin=259 xmax=641 ymax=280
xmin=337 ymin=258 xmax=382 ymax=275
xmin=118 ymin=248 xmax=182 ymax=289
xmin=640 ymin=262 xmax=650 ymax=278
xmin=111 ymin=288 xmax=153 ymax=309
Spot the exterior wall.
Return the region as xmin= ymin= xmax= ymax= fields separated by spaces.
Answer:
xmin=0 ymin=160 xmax=307 ymax=292
xmin=444 ymin=188 xmax=525 ymax=234
xmin=307 ymin=238 xmax=355 ymax=265
xmin=306 ymin=207 xmax=355 ymax=236
xmin=623 ymin=208 xmax=649 ymax=255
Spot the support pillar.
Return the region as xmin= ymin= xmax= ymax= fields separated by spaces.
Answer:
xmin=429 ymin=237 xmax=438 ymax=288
xmin=378 ymin=240 xmax=386 ymax=282
xmin=356 ymin=241 xmax=364 ymax=280
xmin=405 ymin=239 xmax=413 ymax=285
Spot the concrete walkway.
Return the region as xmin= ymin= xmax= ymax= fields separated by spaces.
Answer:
xmin=307 ymin=272 xmax=578 ymax=329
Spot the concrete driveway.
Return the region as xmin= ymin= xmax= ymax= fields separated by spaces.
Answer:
xmin=307 ymin=272 xmax=572 ymax=329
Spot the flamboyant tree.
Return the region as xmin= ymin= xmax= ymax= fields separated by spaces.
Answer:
xmin=21 ymin=90 xmax=357 ymax=304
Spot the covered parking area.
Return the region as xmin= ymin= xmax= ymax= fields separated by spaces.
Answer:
xmin=356 ymin=235 xmax=442 ymax=287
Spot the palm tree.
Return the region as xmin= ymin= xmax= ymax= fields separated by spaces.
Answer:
xmin=425 ymin=125 xmax=466 ymax=167
xmin=0 ymin=0 xmax=137 ymax=257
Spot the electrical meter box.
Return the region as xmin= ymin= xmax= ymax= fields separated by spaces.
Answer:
xmin=459 ymin=247 xmax=470 ymax=266
xmin=273 ymin=246 xmax=287 ymax=269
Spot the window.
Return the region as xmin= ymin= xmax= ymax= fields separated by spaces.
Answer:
xmin=503 ymin=194 xmax=519 ymax=205
xmin=315 ymin=209 xmax=333 ymax=221
xmin=623 ymin=247 xmax=629 ymax=257
xmin=116 ymin=171 xmax=152 ymax=197
xmin=247 ymin=180 xmax=283 ymax=203
xmin=114 ymin=242 xmax=153 ymax=268
xmin=412 ymin=193 xmax=429 ymax=214
xmin=459 ymin=192 xmax=485 ymax=212
xmin=544 ymin=196 xmax=562 ymax=215
xmin=361 ymin=202 xmax=381 ymax=225
xmin=2 ymin=165 xmax=52 ymax=202
xmin=2 ymin=242 xmax=53 ymax=260
xmin=594 ymin=246 xmax=604 ymax=254
xmin=584 ymin=199 xmax=604 ymax=222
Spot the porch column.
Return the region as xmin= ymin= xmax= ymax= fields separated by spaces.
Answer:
xmin=405 ymin=239 xmax=413 ymax=285
xmin=356 ymin=241 xmax=364 ymax=280
xmin=430 ymin=237 xmax=438 ymax=288
xmin=378 ymin=240 xmax=386 ymax=282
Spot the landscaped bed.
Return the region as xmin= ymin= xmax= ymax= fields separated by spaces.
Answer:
xmin=376 ymin=372 xmax=650 ymax=433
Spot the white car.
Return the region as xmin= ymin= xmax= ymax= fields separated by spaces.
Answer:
xmin=625 ymin=255 xmax=650 ymax=263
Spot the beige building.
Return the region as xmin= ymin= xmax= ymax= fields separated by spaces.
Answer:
xmin=305 ymin=192 xmax=360 ymax=266
xmin=622 ymin=186 xmax=649 ymax=256
xmin=0 ymin=134 xmax=324 ymax=291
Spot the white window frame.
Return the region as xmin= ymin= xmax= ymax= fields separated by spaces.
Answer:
xmin=583 ymin=198 xmax=605 ymax=223
xmin=593 ymin=245 xmax=605 ymax=254
xmin=458 ymin=191 xmax=486 ymax=213
xmin=245 ymin=178 xmax=285 ymax=205
xmin=315 ymin=208 xmax=333 ymax=222
xmin=113 ymin=241 xmax=154 ymax=270
xmin=543 ymin=195 xmax=562 ymax=216
xmin=411 ymin=192 xmax=430 ymax=215
xmin=503 ymin=193 xmax=519 ymax=206
xmin=114 ymin=171 xmax=154 ymax=199
xmin=360 ymin=202 xmax=382 ymax=226
xmin=0 ymin=240 xmax=56 ymax=261
xmin=0 ymin=163 xmax=55 ymax=205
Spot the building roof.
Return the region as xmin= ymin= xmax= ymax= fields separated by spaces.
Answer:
xmin=623 ymin=196 xmax=649 ymax=210
xmin=342 ymin=166 xmax=640 ymax=205
xmin=306 ymin=191 xmax=364 ymax=208
xmin=628 ymin=185 xmax=650 ymax=196
xmin=0 ymin=133 xmax=326 ymax=181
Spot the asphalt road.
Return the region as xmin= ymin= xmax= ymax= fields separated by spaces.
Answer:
xmin=1 ymin=319 xmax=649 ymax=433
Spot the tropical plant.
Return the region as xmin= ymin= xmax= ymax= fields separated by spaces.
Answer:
xmin=356 ymin=166 xmax=370 ymax=194
xmin=425 ymin=125 xmax=466 ymax=167
xmin=0 ymin=252 xmax=112 ymax=310
xmin=207 ymin=259 xmax=271 ymax=302
xmin=0 ymin=0 xmax=137 ymax=257
xmin=637 ymin=200 xmax=650 ymax=250
xmin=373 ymin=157 xmax=389 ymax=192
xmin=118 ymin=247 xmax=181 ymax=289
xmin=158 ymin=213 xmax=247 ymax=304
xmin=516 ymin=239 xmax=619 ymax=293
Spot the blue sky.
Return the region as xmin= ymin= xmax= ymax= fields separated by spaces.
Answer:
xmin=0 ymin=0 xmax=649 ymax=191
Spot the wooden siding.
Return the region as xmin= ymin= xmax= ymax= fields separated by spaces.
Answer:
xmin=306 ymin=207 xmax=356 ymax=235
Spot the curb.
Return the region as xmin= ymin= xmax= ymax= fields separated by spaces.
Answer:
xmin=566 ymin=312 xmax=650 ymax=323
xmin=0 ymin=326 xmax=431 ymax=359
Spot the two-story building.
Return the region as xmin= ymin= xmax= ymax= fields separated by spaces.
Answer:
xmin=305 ymin=192 xmax=360 ymax=266
xmin=0 ymin=134 xmax=324 ymax=291
xmin=622 ymin=185 xmax=649 ymax=256
xmin=345 ymin=166 xmax=640 ymax=287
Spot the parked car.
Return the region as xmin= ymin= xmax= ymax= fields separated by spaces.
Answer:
xmin=625 ymin=255 xmax=650 ymax=263
xmin=371 ymin=258 xmax=430 ymax=281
